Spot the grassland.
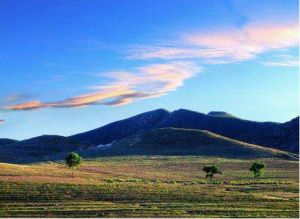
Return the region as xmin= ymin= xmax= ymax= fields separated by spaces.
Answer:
xmin=0 ymin=156 xmax=298 ymax=217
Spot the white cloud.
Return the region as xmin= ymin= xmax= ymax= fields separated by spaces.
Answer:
xmin=263 ymin=54 xmax=298 ymax=67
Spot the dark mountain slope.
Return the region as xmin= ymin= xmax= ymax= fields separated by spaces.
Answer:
xmin=70 ymin=109 xmax=170 ymax=146
xmin=0 ymin=135 xmax=82 ymax=163
xmin=0 ymin=138 xmax=18 ymax=146
xmin=157 ymin=109 xmax=298 ymax=153
xmin=0 ymin=108 xmax=297 ymax=164
xmin=207 ymin=111 xmax=238 ymax=118
xmin=251 ymin=117 xmax=299 ymax=153
xmin=83 ymin=128 xmax=297 ymax=160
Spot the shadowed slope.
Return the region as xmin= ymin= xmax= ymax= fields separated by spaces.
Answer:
xmin=0 ymin=135 xmax=82 ymax=163
xmin=70 ymin=109 xmax=170 ymax=146
xmin=207 ymin=111 xmax=238 ymax=118
xmin=0 ymin=138 xmax=18 ymax=146
xmin=86 ymin=128 xmax=297 ymax=160
xmin=157 ymin=109 xmax=299 ymax=153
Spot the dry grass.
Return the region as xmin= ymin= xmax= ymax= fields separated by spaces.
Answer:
xmin=0 ymin=156 xmax=298 ymax=217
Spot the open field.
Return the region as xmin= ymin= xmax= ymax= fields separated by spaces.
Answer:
xmin=0 ymin=156 xmax=299 ymax=217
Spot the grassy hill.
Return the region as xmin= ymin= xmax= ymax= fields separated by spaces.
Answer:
xmin=0 ymin=109 xmax=298 ymax=164
xmin=0 ymin=135 xmax=82 ymax=163
xmin=157 ymin=109 xmax=299 ymax=153
xmin=93 ymin=128 xmax=297 ymax=160
xmin=68 ymin=108 xmax=299 ymax=153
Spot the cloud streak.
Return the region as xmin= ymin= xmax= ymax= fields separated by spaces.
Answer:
xmin=128 ymin=22 xmax=298 ymax=64
xmin=3 ymin=20 xmax=297 ymax=111
xmin=4 ymin=94 xmax=33 ymax=102
xmin=0 ymin=119 xmax=4 ymax=124
xmin=263 ymin=55 xmax=298 ymax=67
xmin=4 ymin=62 xmax=201 ymax=110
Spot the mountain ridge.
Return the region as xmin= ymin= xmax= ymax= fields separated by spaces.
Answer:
xmin=70 ymin=108 xmax=170 ymax=145
xmin=156 ymin=109 xmax=298 ymax=153
xmin=0 ymin=108 xmax=298 ymax=163
xmin=0 ymin=135 xmax=83 ymax=163
xmin=82 ymin=128 xmax=297 ymax=160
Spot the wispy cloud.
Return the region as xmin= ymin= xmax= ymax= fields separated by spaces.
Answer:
xmin=4 ymin=94 xmax=33 ymax=102
xmin=263 ymin=55 xmax=298 ymax=67
xmin=3 ymin=20 xmax=297 ymax=112
xmin=4 ymin=101 xmax=45 ymax=110
xmin=3 ymin=86 xmax=135 ymax=110
xmin=0 ymin=119 xmax=4 ymax=124
xmin=128 ymin=22 xmax=298 ymax=64
xmin=4 ymin=62 xmax=201 ymax=110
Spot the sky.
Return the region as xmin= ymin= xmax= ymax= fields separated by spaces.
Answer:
xmin=0 ymin=0 xmax=299 ymax=140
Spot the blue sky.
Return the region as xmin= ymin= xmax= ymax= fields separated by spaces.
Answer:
xmin=0 ymin=0 xmax=298 ymax=140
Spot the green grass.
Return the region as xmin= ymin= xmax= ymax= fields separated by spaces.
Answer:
xmin=0 ymin=156 xmax=298 ymax=217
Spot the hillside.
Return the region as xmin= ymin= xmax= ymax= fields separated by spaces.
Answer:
xmin=0 ymin=138 xmax=18 ymax=146
xmin=0 ymin=108 xmax=298 ymax=163
xmin=70 ymin=109 xmax=170 ymax=146
xmin=84 ymin=128 xmax=297 ymax=160
xmin=157 ymin=109 xmax=299 ymax=153
xmin=207 ymin=111 xmax=238 ymax=118
xmin=68 ymin=109 xmax=298 ymax=153
xmin=0 ymin=135 xmax=82 ymax=163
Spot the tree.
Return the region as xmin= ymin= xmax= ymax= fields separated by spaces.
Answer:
xmin=250 ymin=162 xmax=265 ymax=177
xmin=65 ymin=152 xmax=82 ymax=177
xmin=202 ymin=165 xmax=222 ymax=182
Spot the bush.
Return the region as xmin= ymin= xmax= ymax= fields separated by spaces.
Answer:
xmin=65 ymin=152 xmax=82 ymax=177
xmin=202 ymin=165 xmax=222 ymax=181
xmin=250 ymin=162 xmax=265 ymax=177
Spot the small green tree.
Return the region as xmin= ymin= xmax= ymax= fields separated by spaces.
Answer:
xmin=250 ymin=162 xmax=265 ymax=177
xmin=203 ymin=165 xmax=222 ymax=182
xmin=65 ymin=152 xmax=82 ymax=177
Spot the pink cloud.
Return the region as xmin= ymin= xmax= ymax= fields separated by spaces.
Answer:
xmin=186 ymin=22 xmax=298 ymax=61
xmin=4 ymin=86 xmax=135 ymax=110
xmin=4 ymin=62 xmax=201 ymax=110
xmin=128 ymin=22 xmax=298 ymax=63
xmin=4 ymin=101 xmax=46 ymax=110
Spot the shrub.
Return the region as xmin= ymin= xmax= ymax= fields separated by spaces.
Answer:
xmin=65 ymin=152 xmax=82 ymax=177
xmin=250 ymin=162 xmax=265 ymax=177
xmin=202 ymin=165 xmax=222 ymax=181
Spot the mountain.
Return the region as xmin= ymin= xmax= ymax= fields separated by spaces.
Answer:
xmin=251 ymin=117 xmax=299 ymax=153
xmin=0 ymin=138 xmax=18 ymax=146
xmin=71 ymin=108 xmax=298 ymax=153
xmin=157 ymin=109 xmax=299 ymax=153
xmin=0 ymin=108 xmax=298 ymax=163
xmin=207 ymin=111 xmax=238 ymax=118
xmin=82 ymin=128 xmax=297 ymax=160
xmin=0 ymin=135 xmax=82 ymax=163
xmin=70 ymin=109 xmax=170 ymax=146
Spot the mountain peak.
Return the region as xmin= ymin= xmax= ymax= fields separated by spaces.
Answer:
xmin=71 ymin=108 xmax=170 ymax=145
xmin=172 ymin=108 xmax=206 ymax=116
xmin=207 ymin=111 xmax=237 ymax=118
